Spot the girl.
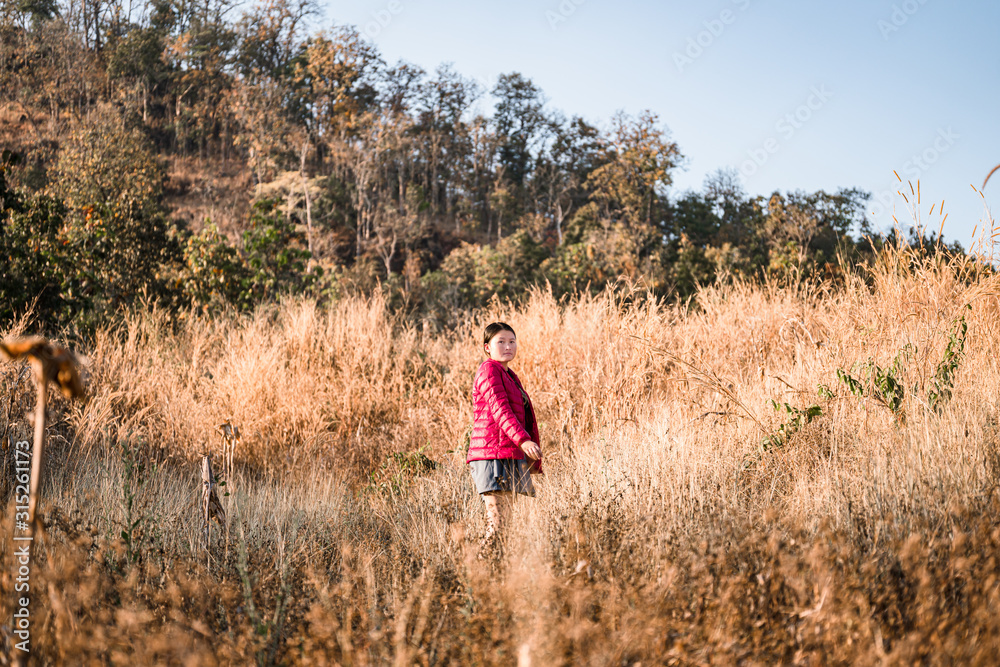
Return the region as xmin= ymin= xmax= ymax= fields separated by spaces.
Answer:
xmin=467 ymin=322 xmax=542 ymax=554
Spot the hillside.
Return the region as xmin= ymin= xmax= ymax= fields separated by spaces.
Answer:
xmin=1 ymin=6 xmax=897 ymax=335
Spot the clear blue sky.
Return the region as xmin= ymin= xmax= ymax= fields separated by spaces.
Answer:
xmin=321 ymin=0 xmax=1000 ymax=248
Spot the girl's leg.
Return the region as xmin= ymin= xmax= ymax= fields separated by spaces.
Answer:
xmin=480 ymin=491 xmax=512 ymax=554
xmin=498 ymin=492 xmax=513 ymax=526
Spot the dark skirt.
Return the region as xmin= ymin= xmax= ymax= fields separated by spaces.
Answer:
xmin=469 ymin=458 xmax=535 ymax=497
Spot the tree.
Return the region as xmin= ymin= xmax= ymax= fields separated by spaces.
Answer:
xmin=587 ymin=110 xmax=681 ymax=229
xmin=581 ymin=110 xmax=682 ymax=282
xmin=106 ymin=24 xmax=168 ymax=124
xmin=236 ymin=0 xmax=316 ymax=78
xmin=662 ymin=169 xmax=767 ymax=277
xmin=160 ymin=0 xmax=240 ymax=159
xmin=289 ymin=27 xmax=380 ymax=142
xmin=50 ymin=107 xmax=165 ymax=219
xmin=492 ymin=72 xmax=551 ymax=196
xmin=178 ymin=198 xmax=314 ymax=311
xmin=233 ymin=0 xmax=318 ymax=184
xmin=48 ymin=107 xmax=179 ymax=307
xmin=0 ymin=15 xmax=106 ymax=137
xmin=0 ymin=151 xmax=81 ymax=328
xmin=241 ymin=197 xmax=313 ymax=301
xmin=412 ymin=63 xmax=478 ymax=222
xmin=763 ymin=188 xmax=871 ymax=276
xmin=463 ymin=114 xmax=501 ymax=236
xmin=282 ymin=27 xmax=380 ymax=262
xmin=532 ymin=115 xmax=605 ymax=246
xmin=179 ymin=221 xmax=250 ymax=311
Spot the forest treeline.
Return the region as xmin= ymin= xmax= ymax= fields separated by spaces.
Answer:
xmin=0 ymin=0 xmax=945 ymax=333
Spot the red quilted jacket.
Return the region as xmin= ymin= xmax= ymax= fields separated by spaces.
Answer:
xmin=467 ymin=359 xmax=542 ymax=473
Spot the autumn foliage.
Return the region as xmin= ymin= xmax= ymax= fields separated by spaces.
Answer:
xmin=2 ymin=3 xmax=996 ymax=664
xmin=0 ymin=0 xmax=908 ymax=335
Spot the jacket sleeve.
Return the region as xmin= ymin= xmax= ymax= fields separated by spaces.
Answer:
xmin=478 ymin=364 xmax=533 ymax=447
xmin=526 ymin=398 xmax=543 ymax=474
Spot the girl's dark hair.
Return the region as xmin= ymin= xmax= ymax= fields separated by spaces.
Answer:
xmin=483 ymin=322 xmax=516 ymax=347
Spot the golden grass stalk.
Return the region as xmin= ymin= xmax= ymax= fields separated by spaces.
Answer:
xmin=216 ymin=419 xmax=241 ymax=487
xmin=984 ymin=163 xmax=1000 ymax=189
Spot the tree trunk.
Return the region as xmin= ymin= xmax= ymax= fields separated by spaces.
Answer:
xmin=299 ymin=141 xmax=314 ymax=270
xmin=555 ymin=201 xmax=566 ymax=247
xmin=379 ymin=229 xmax=397 ymax=277
xmin=82 ymin=0 xmax=90 ymax=49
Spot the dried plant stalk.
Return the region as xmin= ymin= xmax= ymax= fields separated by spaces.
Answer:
xmin=216 ymin=419 xmax=241 ymax=488
xmin=984 ymin=163 xmax=1000 ymax=189
xmin=0 ymin=337 xmax=84 ymax=533
xmin=1 ymin=336 xmax=84 ymax=667
xmin=201 ymin=455 xmax=226 ymax=566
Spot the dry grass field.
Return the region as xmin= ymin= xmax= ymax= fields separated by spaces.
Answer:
xmin=3 ymin=241 xmax=1000 ymax=665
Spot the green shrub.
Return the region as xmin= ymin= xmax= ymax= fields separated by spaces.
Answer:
xmin=422 ymin=230 xmax=549 ymax=309
xmin=47 ymin=110 xmax=180 ymax=313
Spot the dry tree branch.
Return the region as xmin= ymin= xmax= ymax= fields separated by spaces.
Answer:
xmin=629 ymin=335 xmax=765 ymax=432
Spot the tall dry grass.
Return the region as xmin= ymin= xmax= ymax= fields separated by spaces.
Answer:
xmin=3 ymin=241 xmax=1000 ymax=664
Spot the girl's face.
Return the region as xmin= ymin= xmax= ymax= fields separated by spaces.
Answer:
xmin=485 ymin=330 xmax=517 ymax=365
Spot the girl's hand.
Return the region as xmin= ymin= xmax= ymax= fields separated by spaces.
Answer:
xmin=520 ymin=440 xmax=541 ymax=460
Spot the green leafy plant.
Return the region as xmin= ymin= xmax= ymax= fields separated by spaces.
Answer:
xmin=760 ymin=399 xmax=824 ymax=452
xmin=836 ymin=308 xmax=969 ymax=420
xmin=241 ymin=198 xmax=316 ymax=303
xmin=178 ymin=199 xmax=319 ymax=313
xmin=836 ymin=345 xmax=911 ymax=420
xmin=741 ymin=385 xmax=829 ymax=472
xmin=49 ymin=108 xmax=181 ymax=310
xmin=179 ymin=223 xmax=251 ymax=312
xmin=111 ymin=435 xmax=158 ymax=565
xmin=927 ymin=306 xmax=970 ymax=412
xmin=366 ymin=444 xmax=439 ymax=496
